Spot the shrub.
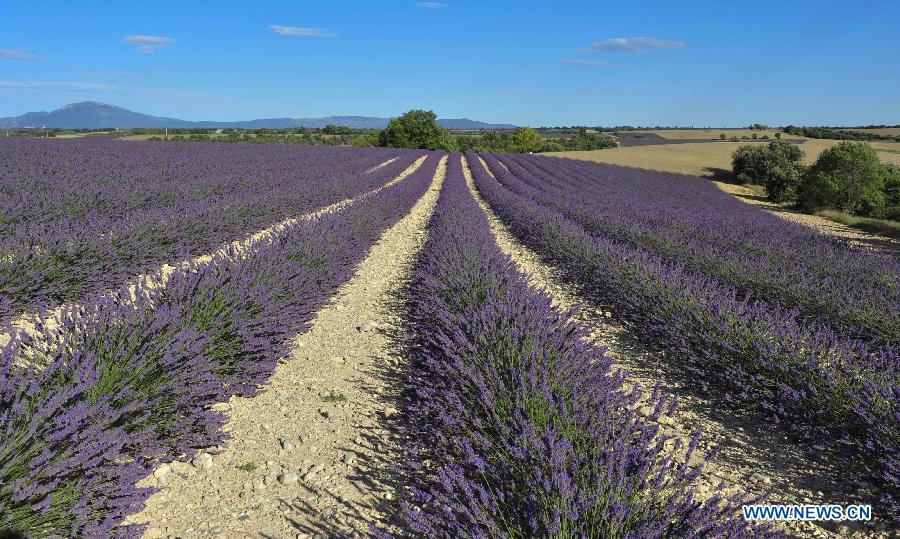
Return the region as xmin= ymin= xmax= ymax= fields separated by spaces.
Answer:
xmin=731 ymin=141 xmax=805 ymax=202
xmin=730 ymin=145 xmax=769 ymax=184
xmin=353 ymin=130 xmax=381 ymax=147
xmin=763 ymin=140 xmax=806 ymax=202
xmin=884 ymin=165 xmax=900 ymax=220
xmin=798 ymin=141 xmax=887 ymax=217
xmin=720 ymin=133 xmax=726 ymax=140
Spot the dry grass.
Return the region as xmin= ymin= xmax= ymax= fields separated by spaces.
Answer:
xmin=550 ymin=139 xmax=900 ymax=180
xmin=815 ymin=210 xmax=900 ymax=240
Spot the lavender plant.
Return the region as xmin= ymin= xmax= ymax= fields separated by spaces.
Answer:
xmin=493 ymin=152 xmax=899 ymax=346
xmin=391 ymin=154 xmax=771 ymax=537
xmin=0 ymin=151 xmax=439 ymax=536
xmin=467 ymin=152 xmax=900 ymax=513
xmin=0 ymin=138 xmax=420 ymax=323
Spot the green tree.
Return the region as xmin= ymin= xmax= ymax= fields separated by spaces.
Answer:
xmin=763 ymin=140 xmax=806 ymax=202
xmin=719 ymin=133 xmax=727 ymax=140
xmin=883 ymin=165 xmax=900 ymax=220
xmin=731 ymin=145 xmax=769 ymax=184
xmin=324 ymin=124 xmax=352 ymax=135
xmin=353 ymin=130 xmax=381 ymax=147
xmin=378 ymin=109 xmax=457 ymax=151
xmin=731 ymin=140 xmax=806 ymax=202
xmin=510 ymin=127 xmax=544 ymax=153
xmin=798 ymin=142 xmax=887 ymax=216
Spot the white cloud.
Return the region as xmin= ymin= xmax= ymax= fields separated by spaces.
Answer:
xmin=0 ymin=80 xmax=116 ymax=91
xmin=415 ymin=2 xmax=446 ymax=8
xmin=584 ymin=37 xmax=686 ymax=53
xmin=562 ymin=59 xmax=615 ymax=68
xmin=122 ymin=35 xmax=174 ymax=54
xmin=269 ymin=25 xmax=337 ymax=37
xmin=0 ymin=48 xmax=44 ymax=61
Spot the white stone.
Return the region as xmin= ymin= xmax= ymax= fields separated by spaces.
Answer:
xmin=153 ymin=463 xmax=172 ymax=478
xmin=192 ymin=452 xmax=214 ymax=470
xmin=279 ymin=472 xmax=299 ymax=486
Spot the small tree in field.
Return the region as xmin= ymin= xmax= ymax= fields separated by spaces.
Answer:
xmin=763 ymin=140 xmax=805 ymax=202
xmin=379 ymin=109 xmax=457 ymax=151
xmin=731 ymin=140 xmax=805 ymax=202
xmin=510 ymin=127 xmax=544 ymax=153
xmin=731 ymin=145 xmax=769 ymax=184
xmin=720 ymin=133 xmax=727 ymax=140
xmin=798 ymin=141 xmax=887 ymax=216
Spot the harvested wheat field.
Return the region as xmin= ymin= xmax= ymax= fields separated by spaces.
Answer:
xmin=552 ymin=138 xmax=900 ymax=180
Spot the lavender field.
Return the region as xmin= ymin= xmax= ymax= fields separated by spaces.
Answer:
xmin=0 ymin=140 xmax=896 ymax=537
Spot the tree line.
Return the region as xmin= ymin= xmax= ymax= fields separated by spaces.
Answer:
xmin=783 ymin=125 xmax=900 ymax=143
xmin=146 ymin=110 xmax=618 ymax=154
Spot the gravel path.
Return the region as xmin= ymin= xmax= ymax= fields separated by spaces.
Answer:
xmin=1 ymin=157 xmax=417 ymax=348
xmin=464 ymin=156 xmax=891 ymax=538
xmin=715 ymin=181 xmax=899 ymax=253
xmin=128 ymin=155 xmax=447 ymax=539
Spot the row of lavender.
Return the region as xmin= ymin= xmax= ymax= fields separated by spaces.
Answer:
xmin=468 ymin=153 xmax=899 ymax=512
xmin=0 ymin=138 xmax=419 ymax=323
xmin=0 ymin=153 xmax=438 ymax=537
xmin=389 ymin=154 xmax=771 ymax=537
xmin=498 ymin=153 xmax=899 ymax=346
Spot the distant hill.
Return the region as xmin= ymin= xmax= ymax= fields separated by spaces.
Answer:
xmin=0 ymin=102 xmax=517 ymax=130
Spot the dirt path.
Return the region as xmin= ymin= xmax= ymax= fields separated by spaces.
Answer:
xmin=128 ymin=156 xmax=447 ymax=539
xmin=1 ymin=157 xmax=422 ymax=349
xmin=715 ymin=181 xmax=899 ymax=253
xmin=464 ymin=156 xmax=889 ymax=539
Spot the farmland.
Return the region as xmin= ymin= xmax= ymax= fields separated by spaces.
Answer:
xmin=551 ymin=139 xmax=900 ymax=180
xmin=0 ymin=138 xmax=897 ymax=538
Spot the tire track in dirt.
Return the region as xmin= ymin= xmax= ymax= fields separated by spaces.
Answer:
xmin=128 ymin=155 xmax=447 ymax=539
xmin=1 ymin=157 xmax=423 ymax=349
xmin=464 ymin=155 xmax=889 ymax=539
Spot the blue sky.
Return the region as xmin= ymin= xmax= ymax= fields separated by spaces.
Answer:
xmin=1 ymin=0 xmax=898 ymax=126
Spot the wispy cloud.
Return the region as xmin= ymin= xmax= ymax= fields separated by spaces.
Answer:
xmin=562 ymin=59 xmax=615 ymax=68
xmin=269 ymin=25 xmax=337 ymax=37
xmin=584 ymin=37 xmax=686 ymax=53
xmin=122 ymin=35 xmax=174 ymax=54
xmin=0 ymin=48 xmax=44 ymax=61
xmin=415 ymin=2 xmax=446 ymax=8
xmin=0 ymin=80 xmax=116 ymax=91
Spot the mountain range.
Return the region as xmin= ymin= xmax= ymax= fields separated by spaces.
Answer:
xmin=0 ymin=102 xmax=517 ymax=130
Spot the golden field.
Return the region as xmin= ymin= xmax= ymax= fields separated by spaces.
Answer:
xmin=550 ymin=139 xmax=900 ymax=180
